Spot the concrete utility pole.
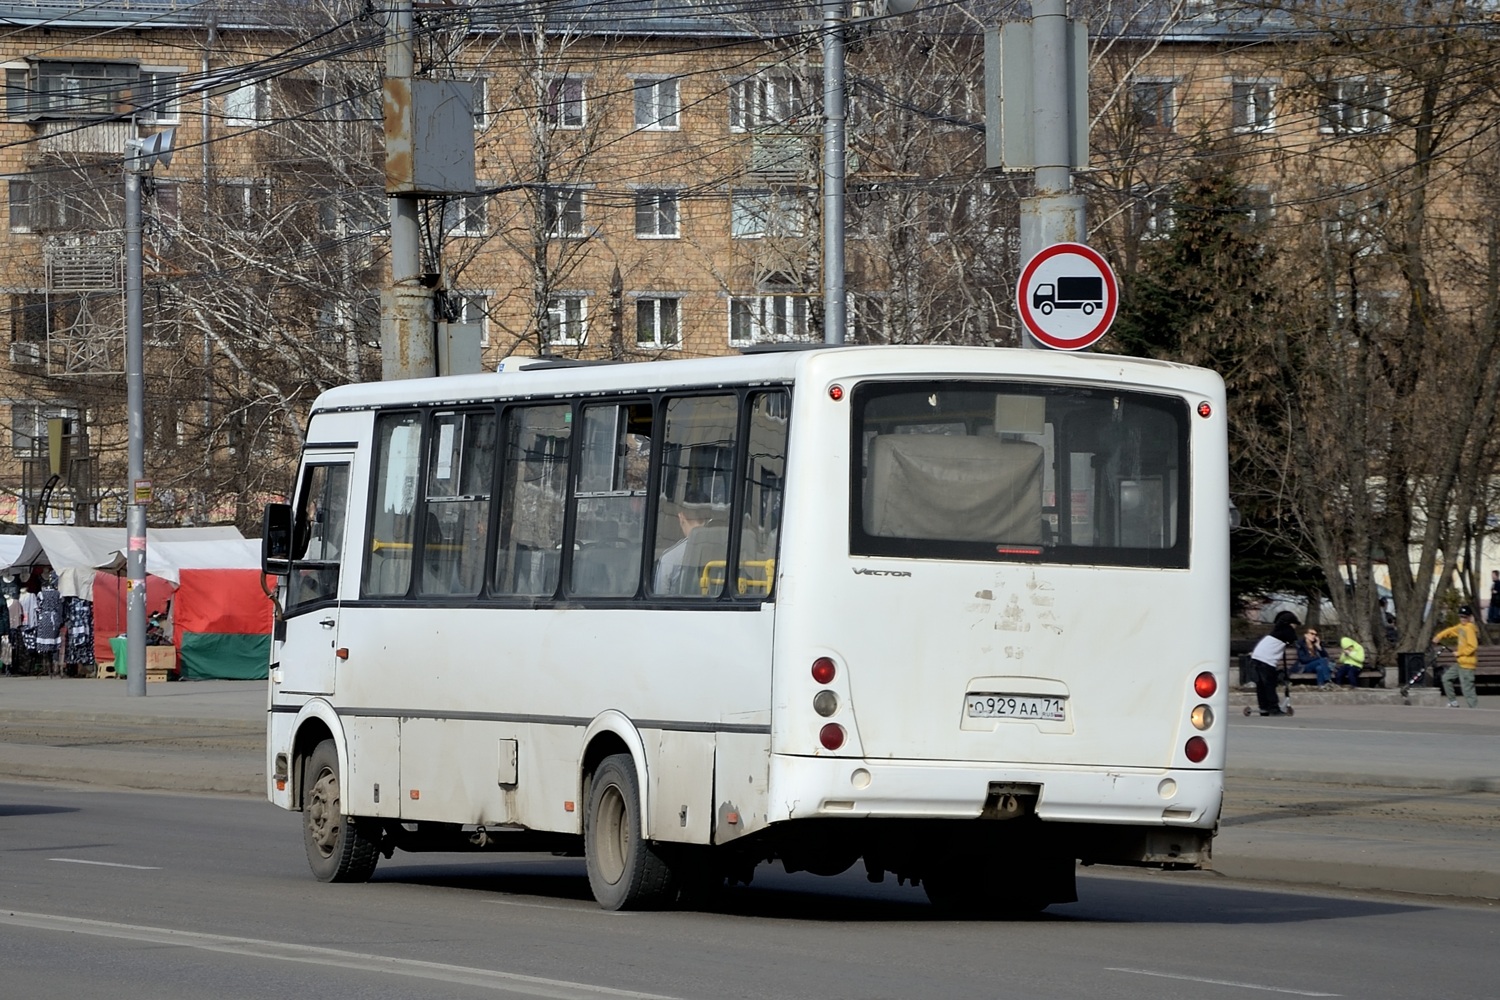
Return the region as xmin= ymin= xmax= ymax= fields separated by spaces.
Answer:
xmin=122 ymin=129 xmax=172 ymax=696
xmin=822 ymin=0 xmax=847 ymax=345
xmin=1016 ymin=0 xmax=1086 ymax=348
xmin=382 ymin=0 xmax=436 ymax=380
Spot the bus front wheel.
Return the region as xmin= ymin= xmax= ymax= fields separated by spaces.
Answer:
xmin=584 ymin=754 xmax=675 ymax=910
xmin=302 ymin=739 xmax=380 ymax=883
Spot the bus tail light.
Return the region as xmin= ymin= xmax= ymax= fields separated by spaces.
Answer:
xmin=811 ymin=657 xmax=836 ymax=684
xmin=1194 ymin=672 xmax=1217 ymax=698
xmin=1184 ymin=736 xmax=1208 ymax=763
xmin=813 ymin=690 xmax=839 ymax=717
xmin=819 ymin=724 xmax=846 ymax=751
xmin=1191 ymin=705 xmax=1214 ymax=730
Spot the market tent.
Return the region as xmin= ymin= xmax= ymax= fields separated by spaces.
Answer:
xmin=142 ymin=539 xmax=272 ymax=681
xmin=0 ymin=535 xmax=23 ymax=574
xmin=1 ymin=525 xmax=252 ymax=672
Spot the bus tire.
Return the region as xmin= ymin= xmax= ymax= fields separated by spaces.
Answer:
xmin=584 ymin=753 xmax=674 ymax=910
xmin=302 ymin=739 xmax=379 ymax=883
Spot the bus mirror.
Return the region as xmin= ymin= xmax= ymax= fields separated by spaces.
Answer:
xmin=263 ymin=503 xmax=293 ymax=576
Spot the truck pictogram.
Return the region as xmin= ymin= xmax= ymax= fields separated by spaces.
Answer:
xmin=1031 ymin=276 xmax=1104 ymax=316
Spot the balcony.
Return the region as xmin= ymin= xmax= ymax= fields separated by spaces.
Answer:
xmin=35 ymin=120 xmax=136 ymax=156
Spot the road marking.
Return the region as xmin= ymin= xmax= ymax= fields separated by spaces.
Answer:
xmin=48 ymin=858 xmax=162 ymax=870
xmin=0 ymin=910 xmax=679 ymax=1000
xmin=1108 ymin=967 xmax=1340 ymax=996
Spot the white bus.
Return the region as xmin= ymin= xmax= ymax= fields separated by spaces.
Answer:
xmin=262 ymin=345 xmax=1228 ymax=913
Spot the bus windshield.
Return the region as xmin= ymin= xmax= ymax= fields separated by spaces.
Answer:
xmin=851 ymin=380 xmax=1189 ymax=568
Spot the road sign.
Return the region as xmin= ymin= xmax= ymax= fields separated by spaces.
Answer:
xmin=1015 ymin=242 xmax=1118 ymax=351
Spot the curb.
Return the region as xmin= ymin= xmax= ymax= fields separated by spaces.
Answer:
xmin=0 ymin=710 xmax=263 ymax=732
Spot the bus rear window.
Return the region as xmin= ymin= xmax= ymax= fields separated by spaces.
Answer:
xmin=851 ymin=381 xmax=1189 ymax=568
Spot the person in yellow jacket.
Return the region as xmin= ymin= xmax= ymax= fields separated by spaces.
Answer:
xmin=1433 ymin=605 xmax=1480 ymax=709
xmin=1334 ymin=635 xmax=1365 ymax=687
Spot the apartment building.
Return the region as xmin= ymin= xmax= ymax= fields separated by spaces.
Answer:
xmin=1 ymin=1 xmax=1489 ymax=530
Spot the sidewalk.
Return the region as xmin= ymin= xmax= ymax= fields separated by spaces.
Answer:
xmin=2 ymin=675 xmax=1497 ymax=903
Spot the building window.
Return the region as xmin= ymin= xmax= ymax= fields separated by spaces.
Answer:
xmin=5 ymin=61 xmax=135 ymax=119
xmin=1135 ymin=187 xmax=1175 ymax=240
xmin=1321 ymin=79 xmax=1389 ymax=134
xmin=729 ymin=294 xmax=809 ymax=345
xmin=217 ymin=179 xmax=270 ymax=229
xmin=137 ymin=69 xmax=181 ymax=123
xmin=730 ymin=73 xmax=807 ymax=131
xmin=441 ymin=195 xmax=487 ymax=236
xmin=1130 ymin=80 xmax=1176 ymax=131
xmin=470 ymin=78 xmax=487 ymax=129
xmin=546 ymin=296 xmax=588 ymax=346
xmin=1231 ymin=81 xmax=1275 ymax=133
xmin=10 ymin=404 xmax=79 ymax=458
xmin=634 ymin=77 xmax=679 ymax=129
xmin=149 ymin=179 xmax=180 ymax=234
xmin=224 ymin=81 xmax=268 ymax=125
xmin=634 ymin=190 xmax=678 ymax=238
xmin=545 ymin=187 xmax=584 ymax=238
xmin=8 ymin=177 xmax=32 ymax=232
xmin=544 ymin=76 xmax=585 ymax=128
xmin=636 ymin=297 xmax=681 ymax=348
xmin=731 ymin=189 xmax=805 ymax=239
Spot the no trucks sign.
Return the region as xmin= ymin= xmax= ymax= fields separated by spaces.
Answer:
xmin=1016 ymin=242 xmax=1119 ymax=351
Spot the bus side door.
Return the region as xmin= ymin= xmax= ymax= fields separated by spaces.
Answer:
xmin=281 ymin=453 xmax=354 ymax=696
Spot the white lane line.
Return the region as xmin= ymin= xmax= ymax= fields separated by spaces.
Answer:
xmin=49 ymin=858 xmax=162 ymax=870
xmin=1108 ymin=967 xmax=1341 ymax=996
xmin=0 ymin=910 xmax=679 ymax=1000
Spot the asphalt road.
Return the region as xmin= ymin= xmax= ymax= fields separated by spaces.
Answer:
xmin=1 ymin=782 xmax=1496 ymax=1000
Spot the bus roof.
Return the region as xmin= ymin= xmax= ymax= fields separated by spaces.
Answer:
xmin=308 ymin=345 xmax=1221 ymax=415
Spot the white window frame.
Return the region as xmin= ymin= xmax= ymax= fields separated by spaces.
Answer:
xmin=544 ymin=76 xmax=585 ymax=129
xmin=8 ymin=176 xmax=33 ymax=233
xmin=442 ymin=195 xmax=487 ymax=237
xmin=634 ymin=190 xmax=679 ymax=238
xmin=139 ymin=67 xmax=183 ymax=124
xmin=729 ymin=294 xmax=809 ymax=345
xmin=730 ymin=73 xmax=807 ymax=131
xmin=546 ymin=295 xmax=588 ymax=346
xmin=635 ymin=296 xmax=681 ymax=348
xmin=470 ymin=77 xmax=487 ymax=130
xmin=545 ymin=187 xmax=584 ymax=239
xmin=1230 ymin=80 xmax=1275 ymax=134
xmin=219 ymin=178 xmax=270 ymax=229
xmin=224 ymin=80 xmax=268 ymax=126
xmin=633 ymin=77 xmax=679 ymax=130
xmin=1320 ymin=78 xmax=1390 ymax=135
xmin=1135 ymin=187 xmax=1175 ymax=241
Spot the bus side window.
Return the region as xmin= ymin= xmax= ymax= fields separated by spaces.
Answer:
xmin=362 ymin=412 xmax=421 ymax=598
xmin=573 ymin=401 xmax=653 ymax=598
xmin=419 ymin=409 xmax=496 ymax=597
xmin=290 ymin=462 xmax=350 ymax=610
xmin=735 ymin=390 xmax=787 ymax=597
xmin=652 ymin=395 xmax=734 ymax=597
xmin=494 ymin=404 xmax=571 ymax=597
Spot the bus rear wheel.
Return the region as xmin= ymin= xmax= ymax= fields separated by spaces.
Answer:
xmin=302 ymin=739 xmax=379 ymax=883
xmin=584 ymin=754 xmax=674 ymax=910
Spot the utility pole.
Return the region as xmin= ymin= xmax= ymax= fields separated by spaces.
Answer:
xmin=122 ymin=128 xmax=172 ymax=696
xmin=822 ymin=0 xmax=847 ymax=345
xmin=382 ymin=0 xmax=435 ymax=380
xmin=986 ymin=0 xmax=1089 ymax=349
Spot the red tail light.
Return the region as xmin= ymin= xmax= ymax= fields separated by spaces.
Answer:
xmin=1184 ymin=736 xmax=1208 ymax=763
xmin=819 ymin=724 xmax=846 ymax=751
xmin=1194 ymin=672 xmax=1217 ymax=698
xmin=811 ymin=657 xmax=836 ymax=684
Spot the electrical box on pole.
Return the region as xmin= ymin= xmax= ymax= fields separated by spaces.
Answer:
xmin=984 ymin=21 xmax=1088 ymax=172
xmin=383 ymin=78 xmax=477 ymax=196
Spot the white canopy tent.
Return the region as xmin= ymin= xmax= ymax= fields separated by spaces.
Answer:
xmin=1 ymin=525 xmax=246 ymax=596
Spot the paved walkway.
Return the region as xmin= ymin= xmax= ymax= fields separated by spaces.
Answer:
xmin=2 ymin=675 xmax=1497 ymax=903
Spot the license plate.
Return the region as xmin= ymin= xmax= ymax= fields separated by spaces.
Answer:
xmin=966 ymin=694 xmax=1067 ymax=722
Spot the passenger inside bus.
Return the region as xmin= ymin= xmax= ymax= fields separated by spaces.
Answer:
xmin=653 ymin=508 xmax=717 ymax=595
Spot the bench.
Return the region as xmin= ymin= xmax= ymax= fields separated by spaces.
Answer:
xmin=1431 ymin=644 xmax=1500 ymax=685
xmin=1238 ymin=645 xmax=1383 ymax=687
